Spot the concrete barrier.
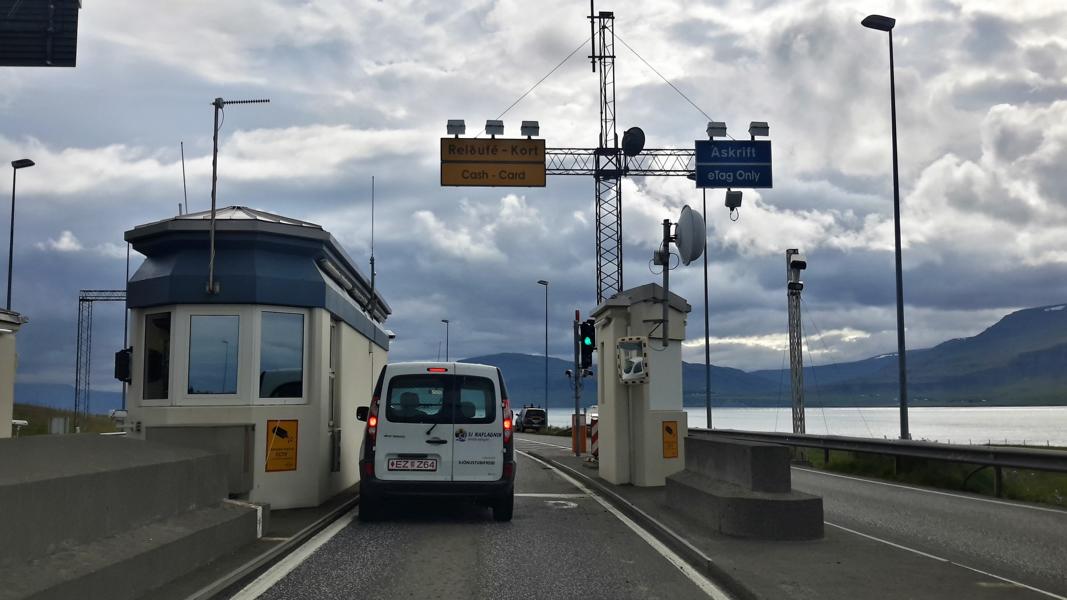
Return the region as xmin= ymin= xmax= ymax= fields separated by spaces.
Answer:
xmin=665 ymin=436 xmax=823 ymax=540
xmin=0 ymin=434 xmax=261 ymax=600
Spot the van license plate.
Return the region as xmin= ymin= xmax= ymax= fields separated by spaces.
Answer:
xmin=388 ymin=458 xmax=438 ymax=471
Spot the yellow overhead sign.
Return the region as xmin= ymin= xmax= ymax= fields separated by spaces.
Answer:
xmin=440 ymin=138 xmax=546 ymax=187
xmin=266 ymin=419 xmax=298 ymax=472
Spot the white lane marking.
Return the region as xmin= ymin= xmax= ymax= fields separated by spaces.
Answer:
xmin=826 ymin=522 xmax=1066 ymax=600
xmin=516 ymin=436 xmax=571 ymax=449
xmin=515 ymin=493 xmax=588 ymax=498
xmin=230 ymin=508 xmax=356 ymax=600
xmin=794 ymin=467 xmax=1067 ymax=515
xmin=518 ymin=450 xmax=731 ymax=600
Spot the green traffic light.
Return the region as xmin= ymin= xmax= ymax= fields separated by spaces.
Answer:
xmin=583 ymin=336 xmax=593 ymax=346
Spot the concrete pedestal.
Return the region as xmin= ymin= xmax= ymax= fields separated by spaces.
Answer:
xmin=592 ymin=284 xmax=691 ymax=487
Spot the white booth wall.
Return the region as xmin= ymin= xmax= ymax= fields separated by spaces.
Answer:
xmin=126 ymin=303 xmax=385 ymax=509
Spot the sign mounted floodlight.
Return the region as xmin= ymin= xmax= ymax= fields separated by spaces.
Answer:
xmin=621 ymin=127 xmax=646 ymax=157
xmin=520 ymin=121 xmax=540 ymax=137
xmin=485 ymin=120 xmax=504 ymax=136
xmin=674 ymin=205 xmax=705 ymax=266
xmin=447 ymin=119 xmax=466 ymax=136
xmin=706 ymin=121 xmax=727 ymax=139
xmin=748 ymin=121 xmax=770 ymax=138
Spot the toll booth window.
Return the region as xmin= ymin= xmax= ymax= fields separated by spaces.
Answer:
xmin=259 ymin=312 xmax=304 ymax=398
xmin=385 ymin=375 xmax=449 ymax=423
xmin=143 ymin=312 xmax=171 ymax=400
xmin=455 ymin=376 xmax=495 ymax=424
xmin=188 ymin=315 xmax=240 ymax=394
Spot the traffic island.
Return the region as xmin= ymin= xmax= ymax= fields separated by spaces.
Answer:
xmin=665 ymin=436 xmax=823 ymax=540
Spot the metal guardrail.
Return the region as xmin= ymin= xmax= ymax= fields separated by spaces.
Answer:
xmin=689 ymin=428 xmax=1067 ymax=474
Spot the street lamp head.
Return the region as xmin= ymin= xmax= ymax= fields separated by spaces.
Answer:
xmin=537 ymin=279 xmax=548 ymax=286
xmin=441 ymin=319 xmax=449 ymax=324
xmin=861 ymin=14 xmax=895 ymax=32
xmin=11 ymin=159 xmax=34 ymax=169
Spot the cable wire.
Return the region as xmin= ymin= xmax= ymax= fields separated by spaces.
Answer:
xmin=474 ymin=35 xmax=591 ymax=138
xmin=802 ymin=298 xmax=875 ymax=438
xmin=615 ymin=32 xmax=736 ymax=140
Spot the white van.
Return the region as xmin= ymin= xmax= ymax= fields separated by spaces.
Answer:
xmin=356 ymin=362 xmax=515 ymax=521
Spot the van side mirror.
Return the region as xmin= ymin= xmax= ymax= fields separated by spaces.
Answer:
xmin=114 ymin=348 xmax=132 ymax=383
xmin=356 ymin=406 xmax=368 ymax=422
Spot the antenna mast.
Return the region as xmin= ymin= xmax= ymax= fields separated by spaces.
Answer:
xmin=207 ymin=97 xmax=269 ymax=294
xmin=180 ymin=141 xmax=188 ymax=214
xmin=589 ymin=3 xmax=622 ymax=302
xmin=370 ymin=175 xmax=376 ymax=300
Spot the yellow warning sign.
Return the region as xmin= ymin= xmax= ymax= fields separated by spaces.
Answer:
xmin=662 ymin=421 xmax=679 ymax=459
xmin=266 ymin=419 xmax=298 ymax=472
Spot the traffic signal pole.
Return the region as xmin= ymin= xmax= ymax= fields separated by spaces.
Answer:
xmin=573 ymin=310 xmax=582 ymax=457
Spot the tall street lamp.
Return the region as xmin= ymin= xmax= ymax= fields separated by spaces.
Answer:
xmin=8 ymin=159 xmax=34 ymax=311
xmin=537 ymin=280 xmax=549 ymax=419
xmin=862 ymin=14 xmax=911 ymax=440
xmin=441 ymin=319 xmax=450 ymax=362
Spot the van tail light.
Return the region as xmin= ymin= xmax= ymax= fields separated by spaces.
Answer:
xmin=361 ymin=461 xmax=374 ymax=477
xmin=503 ymin=461 xmax=515 ymax=479
xmin=367 ymin=395 xmax=380 ymax=442
xmin=502 ymin=398 xmax=513 ymax=444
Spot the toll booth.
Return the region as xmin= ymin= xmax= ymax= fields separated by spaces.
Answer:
xmin=121 ymin=207 xmax=390 ymax=509
xmin=591 ymin=283 xmax=689 ymax=486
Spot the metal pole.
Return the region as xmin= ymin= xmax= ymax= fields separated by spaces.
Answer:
xmin=573 ymin=311 xmax=581 ymax=457
xmin=888 ymin=30 xmax=910 ymax=440
xmin=787 ymin=250 xmax=806 ymax=434
xmin=7 ymin=168 xmax=15 ymax=311
xmin=702 ymin=189 xmax=712 ymax=429
xmin=445 ymin=321 xmax=450 ymax=361
xmin=180 ymin=141 xmax=188 ymax=214
xmin=661 ymin=219 xmax=670 ymax=348
xmin=207 ymin=98 xmax=221 ymax=294
xmin=122 ymin=243 xmax=130 ymax=410
xmin=544 ymin=283 xmax=549 ymax=415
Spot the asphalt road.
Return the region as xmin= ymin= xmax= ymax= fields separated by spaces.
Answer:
xmin=230 ymin=437 xmax=719 ymax=600
xmin=792 ymin=466 xmax=1067 ymax=597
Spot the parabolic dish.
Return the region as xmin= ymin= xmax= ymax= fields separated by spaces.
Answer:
xmin=675 ymin=205 xmax=705 ymax=266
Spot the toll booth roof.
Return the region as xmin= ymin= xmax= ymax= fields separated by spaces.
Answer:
xmin=124 ymin=206 xmax=391 ymax=347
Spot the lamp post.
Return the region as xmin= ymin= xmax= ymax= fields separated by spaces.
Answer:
xmin=862 ymin=14 xmax=910 ymax=440
xmin=537 ymin=280 xmax=549 ymax=419
xmin=441 ymin=319 xmax=450 ymax=361
xmin=7 ymin=159 xmax=34 ymax=311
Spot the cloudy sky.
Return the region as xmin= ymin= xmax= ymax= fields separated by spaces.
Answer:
xmin=3 ymin=0 xmax=1067 ymax=391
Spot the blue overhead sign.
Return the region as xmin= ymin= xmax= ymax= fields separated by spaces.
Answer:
xmin=694 ymin=140 xmax=773 ymax=189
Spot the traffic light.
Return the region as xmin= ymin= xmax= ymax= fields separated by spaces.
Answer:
xmin=579 ymin=319 xmax=596 ymax=368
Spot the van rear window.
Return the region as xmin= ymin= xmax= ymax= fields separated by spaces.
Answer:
xmin=384 ymin=374 xmax=496 ymax=424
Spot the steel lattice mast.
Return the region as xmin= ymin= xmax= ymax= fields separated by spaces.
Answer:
xmin=73 ymin=289 xmax=126 ymax=429
xmin=786 ymin=250 xmax=806 ymax=434
xmin=590 ymin=8 xmax=622 ymax=303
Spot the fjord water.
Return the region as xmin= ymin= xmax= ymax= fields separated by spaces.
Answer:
xmin=548 ymin=406 xmax=1067 ymax=446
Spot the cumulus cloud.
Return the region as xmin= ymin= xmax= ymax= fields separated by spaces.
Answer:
xmin=4 ymin=0 xmax=1067 ymax=389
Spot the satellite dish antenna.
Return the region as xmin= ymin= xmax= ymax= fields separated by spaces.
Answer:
xmin=675 ymin=205 xmax=705 ymax=266
xmin=621 ymin=127 xmax=645 ymax=157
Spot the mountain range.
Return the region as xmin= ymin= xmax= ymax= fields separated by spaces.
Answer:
xmin=16 ymin=304 xmax=1067 ymax=414
xmin=464 ymin=303 xmax=1067 ymax=408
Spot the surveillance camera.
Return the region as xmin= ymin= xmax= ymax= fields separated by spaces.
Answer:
xmin=385 ymin=329 xmax=397 ymax=340
xmin=789 ymin=255 xmax=807 ymax=270
xmin=565 ymin=369 xmax=573 ymax=377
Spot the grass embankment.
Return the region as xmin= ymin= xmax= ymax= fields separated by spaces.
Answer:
xmin=800 ymin=447 xmax=1067 ymax=508
xmin=11 ymin=404 xmax=117 ymax=436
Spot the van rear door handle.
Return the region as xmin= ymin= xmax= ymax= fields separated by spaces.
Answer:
xmin=426 ymin=438 xmax=448 ymax=445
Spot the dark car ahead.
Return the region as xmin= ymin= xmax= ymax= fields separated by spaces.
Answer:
xmin=516 ymin=407 xmax=546 ymax=433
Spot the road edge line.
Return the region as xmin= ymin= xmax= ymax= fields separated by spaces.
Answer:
xmin=525 ymin=450 xmax=756 ymax=600
xmin=183 ymin=493 xmax=360 ymax=600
